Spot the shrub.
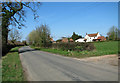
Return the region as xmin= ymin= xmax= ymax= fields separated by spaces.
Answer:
xmin=51 ymin=42 xmax=95 ymax=52
xmin=44 ymin=41 xmax=52 ymax=48
xmin=75 ymin=46 xmax=84 ymax=52
xmin=2 ymin=41 xmax=25 ymax=56
xmin=85 ymin=43 xmax=95 ymax=51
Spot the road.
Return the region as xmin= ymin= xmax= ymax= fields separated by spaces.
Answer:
xmin=19 ymin=46 xmax=118 ymax=81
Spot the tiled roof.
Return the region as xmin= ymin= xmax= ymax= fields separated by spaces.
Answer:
xmin=97 ymin=36 xmax=105 ymax=39
xmin=69 ymin=38 xmax=73 ymax=42
xmin=84 ymin=39 xmax=87 ymax=41
xmin=62 ymin=38 xmax=68 ymax=42
xmin=88 ymin=33 xmax=98 ymax=37
xmin=50 ymin=38 xmax=54 ymax=41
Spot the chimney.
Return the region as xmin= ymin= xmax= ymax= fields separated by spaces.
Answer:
xmin=86 ymin=33 xmax=87 ymax=35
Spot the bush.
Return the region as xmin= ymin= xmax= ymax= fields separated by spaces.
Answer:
xmin=51 ymin=42 xmax=95 ymax=52
xmin=2 ymin=41 xmax=25 ymax=56
xmin=85 ymin=43 xmax=95 ymax=51
xmin=44 ymin=41 xmax=52 ymax=48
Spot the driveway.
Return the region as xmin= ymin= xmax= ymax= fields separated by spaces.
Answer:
xmin=19 ymin=46 xmax=118 ymax=81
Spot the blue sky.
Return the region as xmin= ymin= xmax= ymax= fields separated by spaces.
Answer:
xmin=16 ymin=2 xmax=118 ymax=41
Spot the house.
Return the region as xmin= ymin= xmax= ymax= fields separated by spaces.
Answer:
xmin=75 ymin=32 xmax=106 ymax=42
xmin=84 ymin=32 xmax=101 ymax=42
xmin=69 ymin=38 xmax=74 ymax=42
xmin=50 ymin=38 xmax=54 ymax=42
xmin=75 ymin=38 xmax=85 ymax=42
xmin=62 ymin=38 xmax=68 ymax=43
xmin=56 ymin=38 xmax=73 ymax=43
xmin=50 ymin=38 xmax=57 ymax=43
xmin=52 ymin=41 xmax=57 ymax=43
xmin=93 ymin=36 xmax=106 ymax=41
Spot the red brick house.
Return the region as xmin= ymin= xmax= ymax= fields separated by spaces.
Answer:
xmin=97 ymin=36 xmax=106 ymax=41
xmin=69 ymin=38 xmax=74 ymax=42
xmin=50 ymin=38 xmax=54 ymax=42
xmin=62 ymin=38 xmax=68 ymax=43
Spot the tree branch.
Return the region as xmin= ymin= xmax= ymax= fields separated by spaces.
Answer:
xmin=22 ymin=3 xmax=35 ymax=12
xmin=13 ymin=16 xmax=21 ymax=26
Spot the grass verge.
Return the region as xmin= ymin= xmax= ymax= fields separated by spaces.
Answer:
xmin=31 ymin=41 xmax=118 ymax=58
xmin=2 ymin=47 xmax=25 ymax=81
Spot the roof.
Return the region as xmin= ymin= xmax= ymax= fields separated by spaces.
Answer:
xmin=84 ymin=39 xmax=87 ymax=41
xmin=97 ymin=36 xmax=105 ymax=39
xmin=62 ymin=38 xmax=68 ymax=42
xmin=87 ymin=33 xmax=98 ymax=37
xmin=69 ymin=38 xmax=73 ymax=42
xmin=50 ymin=38 xmax=54 ymax=42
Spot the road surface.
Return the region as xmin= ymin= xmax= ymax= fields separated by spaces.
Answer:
xmin=19 ymin=46 xmax=118 ymax=81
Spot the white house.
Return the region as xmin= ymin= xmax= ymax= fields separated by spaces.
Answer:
xmin=75 ymin=38 xmax=85 ymax=42
xmin=84 ymin=32 xmax=101 ymax=42
xmin=75 ymin=32 xmax=101 ymax=42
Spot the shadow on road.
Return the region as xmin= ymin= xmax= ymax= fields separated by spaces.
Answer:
xmin=19 ymin=49 xmax=36 ymax=53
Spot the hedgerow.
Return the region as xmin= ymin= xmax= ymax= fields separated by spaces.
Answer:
xmin=46 ymin=42 xmax=95 ymax=52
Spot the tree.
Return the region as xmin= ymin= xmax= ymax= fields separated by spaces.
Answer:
xmin=28 ymin=24 xmax=51 ymax=47
xmin=8 ymin=28 xmax=22 ymax=43
xmin=107 ymin=26 xmax=119 ymax=40
xmin=22 ymin=40 xmax=27 ymax=46
xmin=28 ymin=30 xmax=37 ymax=46
xmin=1 ymin=1 xmax=40 ymax=54
xmin=71 ymin=32 xmax=82 ymax=41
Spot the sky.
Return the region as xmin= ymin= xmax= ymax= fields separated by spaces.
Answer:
xmin=13 ymin=2 xmax=118 ymax=41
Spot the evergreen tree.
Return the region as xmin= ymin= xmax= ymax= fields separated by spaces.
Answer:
xmin=71 ymin=32 xmax=82 ymax=41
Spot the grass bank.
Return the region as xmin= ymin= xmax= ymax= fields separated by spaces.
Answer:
xmin=2 ymin=47 xmax=25 ymax=81
xmin=31 ymin=41 xmax=118 ymax=58
xmin=94 ymin=41 xmax=118 ymax=55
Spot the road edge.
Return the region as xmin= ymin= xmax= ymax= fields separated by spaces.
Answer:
xmin=18 ymin=47 xmax=30 ymax=82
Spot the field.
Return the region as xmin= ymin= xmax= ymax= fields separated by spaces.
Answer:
xmin=93 ymin=41 xmax=118 ymax=55
xmin=2 ymin=47 xmax=25 ymax=81
xmin=32 ymin=41 xmax=118 ymax=58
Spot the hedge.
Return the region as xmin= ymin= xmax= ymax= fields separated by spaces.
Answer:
xmin=46 ymin=42 xmax=95 ymax=52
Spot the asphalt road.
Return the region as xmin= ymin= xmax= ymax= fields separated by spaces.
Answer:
xmin=19 ymin=46 xmax=118 ymax=81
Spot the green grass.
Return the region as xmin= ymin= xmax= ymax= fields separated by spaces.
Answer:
xmin=93 ymin=41 xmax=118 ymax=55
xmin=0 ymin=63 xmax=1 ymax=82
xmin=77 ymin=41 xmax=118 ymax=57
xmin=31 ymin=41 xmax=118 ymax=58
xmin=2 ymin=47 xmax=25 ymax=81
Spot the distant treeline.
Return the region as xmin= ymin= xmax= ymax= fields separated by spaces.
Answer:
xmin=28 ymin=24 xmax=95 ymax=52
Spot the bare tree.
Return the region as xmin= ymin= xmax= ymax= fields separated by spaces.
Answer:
xmin=8 ymin=28 xmax=22 ymax=43
xmin=1 ymin=1 xmax=41 ymax=54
